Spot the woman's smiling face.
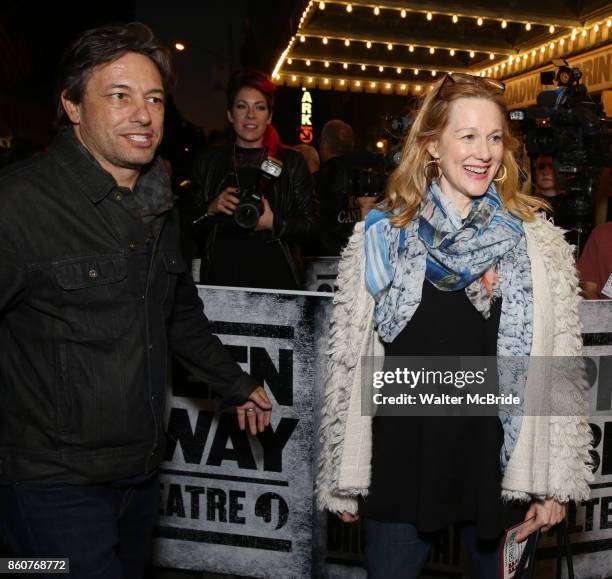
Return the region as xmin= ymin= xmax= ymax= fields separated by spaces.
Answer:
xmin=227 ymin=86 xmax=272 ymax=148
xmin=427 ymin=97 xmax=505 ymax=216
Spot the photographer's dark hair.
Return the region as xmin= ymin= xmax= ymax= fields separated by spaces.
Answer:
xmin=56 ymin=22 xmax=174 ymax=128
xmin=226 ymin=68 xmax=284 ymax=156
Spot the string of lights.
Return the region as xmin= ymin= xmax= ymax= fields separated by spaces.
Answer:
xmin=314 ymin=1 xmax=580 ymax=29
xmin=272 ymin=1 xmax=611 ymax=93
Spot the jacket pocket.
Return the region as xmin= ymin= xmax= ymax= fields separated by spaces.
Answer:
xmin=160 ymin=250 xmax=187 ymax=317
xmin=54 ymin=254 xmax=127 ymax=289
xmin=161 ymin=250 xmax=187 ymax=275
xmin=53 ymin=254 xmax=130 ymax=340
xmin=55 ymin=343 xmax=72 ymax=433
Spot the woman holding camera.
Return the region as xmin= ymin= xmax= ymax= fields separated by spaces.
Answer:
xmin=183 ymin=69 xmax=316 ymax=290
xmin=316 ymin=73 xmax=592 ymax=578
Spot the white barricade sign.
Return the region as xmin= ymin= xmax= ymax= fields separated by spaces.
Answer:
xmin=155 ymin=286 xmax=612 ymax=578
xmin=154 ymin=286 xmax=331 ymax=578
xmin=532 ymin=300 xmax=612 ymax=578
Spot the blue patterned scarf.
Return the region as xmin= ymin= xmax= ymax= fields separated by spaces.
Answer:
xmin=365 ymin=182 xmax=533 ymax=469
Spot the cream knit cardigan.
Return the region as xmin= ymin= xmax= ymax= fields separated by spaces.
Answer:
xmin=316 ymin=216 xmax=593 ymax=515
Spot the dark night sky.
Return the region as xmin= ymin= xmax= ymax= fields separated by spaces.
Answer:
xmin=0 ymin=0 xmax=413 ymax=153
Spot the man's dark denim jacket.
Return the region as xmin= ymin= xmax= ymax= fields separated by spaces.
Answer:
xmin=0 ymin=131 xmax=257 ymax=484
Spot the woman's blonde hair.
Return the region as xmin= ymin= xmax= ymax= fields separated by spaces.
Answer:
xmin=384 ymin=75 xmax=548 ymax=227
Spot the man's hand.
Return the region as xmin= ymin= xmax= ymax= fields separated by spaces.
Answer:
xmin=254 ymin=196 xmax=274 ymax=231
xmin=236 ymin=386 xmax=272 ymax=435
xmin=207 ymin=187 xmax=240 ymax=216
xmin=515 ymin=498 xmax=567 ymax=542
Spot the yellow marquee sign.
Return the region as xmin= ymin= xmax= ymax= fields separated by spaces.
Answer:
xmin=505 ymin=44 xmax=612 ymax=109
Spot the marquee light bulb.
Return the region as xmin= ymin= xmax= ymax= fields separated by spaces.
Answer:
xmin=300 ymin=35 xmax=306 ymax=43
xmin=452 ymin=15 xmax=458 ymax=23
xmin=396 ymin=67 xmax=402 ymax=74
xmin=525 ymin=22 xmax=531 ymax=31
xmin=414 ymin=69 xmax=419 ymax=74
xmin=387 ymin=43 xmax=393 ymax=50
xmin=450 ymin=49 xmax=455 ymax=56
xmin=306 ymin=59 xmax=311 ymax=66
xmin=409 ymin=45 xmax=414 ymax=52
xmin=366 ymin=41 xmax=372 ymax=48
xmin=345 ymin=39 xmax=350 ymax=46
xmin=549 ymin=25 xmax=555 ymax=33
xmin=361 ymin=64 xmax=366 ymax=71
xmin=401 ymin=10 xmax=406 ymax=18
xmin=343 ymin=62 xmax=348 ymax=69
xmin=469 ymin=50 xmax=475 ymax=58
xmin=379 ymin=65 xmax=384 ymax=72
xmin=489 ymin=52 xmax=495 ymax=59
xmin=319 ymin=1 xmax=325 ymax=9
xmin=346 ymin=3 xmax=352 ymax=12
xmin=373 ymin=6 xmax=380 ymax=15
xmin=477 ymin=17 xmax=483 ymax=26
xmin=427 ymin=12 xmax=433 ymax=21
xmin=322 ymin=37 xmax=328 ymax=44
xmin=501 ymin=20 xmax=507 ymax=29
xmin=287 ymin=58 xmax=292 ymax=64
xmin=429 ymin=47 xmax=435 ymax=54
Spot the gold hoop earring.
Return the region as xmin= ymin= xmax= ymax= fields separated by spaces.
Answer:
xmin=493 ymin=164 xmax=507 ymax=182
xmin=424 ymin=158 xmax=440 ymax=180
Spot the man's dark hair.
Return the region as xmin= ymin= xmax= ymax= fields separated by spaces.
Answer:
xmin=55 ymin=22 xmax=174 ymax=128
xmin=320 ymin=120 xmax=355 ymax=159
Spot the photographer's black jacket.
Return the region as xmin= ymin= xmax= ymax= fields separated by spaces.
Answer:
xmin=0 ymin=131 xmax=257 ymax=484
xmin=182 ymin=144 xmax=316 ymax=288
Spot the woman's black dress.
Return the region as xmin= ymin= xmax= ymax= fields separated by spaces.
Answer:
xmin=360 ymin=279 xmax=527 ymax=539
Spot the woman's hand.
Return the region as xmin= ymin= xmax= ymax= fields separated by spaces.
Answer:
xmin=207 ymin=187 xmax=240 ymax=216
xmin=254 ymin=196 xmax=274 ymax=231
xmin=337 ymin=511 xmax=359 ymax=523
xmin=515 ymin=498 xmax=567 ymax=542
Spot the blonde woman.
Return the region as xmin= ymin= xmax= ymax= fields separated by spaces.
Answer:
xmin=316 ymin=74 xmax=592 ymax=578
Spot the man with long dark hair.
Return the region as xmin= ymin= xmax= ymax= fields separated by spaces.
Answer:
xmin=0 ymin=23 xmax=271 ymax=578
